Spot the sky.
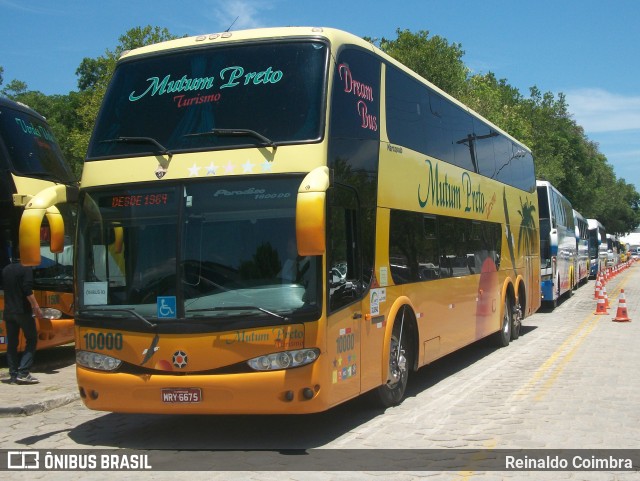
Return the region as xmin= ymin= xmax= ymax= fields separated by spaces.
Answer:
xmin=1 ymin=0 xmax=638 ymax=194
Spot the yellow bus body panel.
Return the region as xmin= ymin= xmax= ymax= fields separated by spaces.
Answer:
xmin=0 ymin=291 xmax=74 ymax=352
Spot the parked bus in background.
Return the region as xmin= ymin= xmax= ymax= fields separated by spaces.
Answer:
xmin=0 ymin=97 xmax=77 ymax=352
xmin=606 ymin=234 xmax=621 ymax=267
xmin=587 ymin=218 xmax=607 ymax=278
xmin=620 ymin=228 xmax=640 ymax=260
xmin=21 ymin=27 xmax=540 ymax=414
xmin=536 ymin=180 xmax=576 ymax=308
xmin=572 ymin=209 xmax=589 ymax=286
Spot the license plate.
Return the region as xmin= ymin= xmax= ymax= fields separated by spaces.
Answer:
xmin=161 ymin=388 xmax=202 ymax=403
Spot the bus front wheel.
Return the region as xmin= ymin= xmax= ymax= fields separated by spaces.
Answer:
xmin=375 ymin=324 xmax=409 ymax=407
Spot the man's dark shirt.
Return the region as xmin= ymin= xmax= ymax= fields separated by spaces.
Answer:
xmin=2 ymin=262 xmax=34 ymax=315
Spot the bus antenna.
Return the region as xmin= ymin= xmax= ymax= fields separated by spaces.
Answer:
xmin=225 ymin=16 xmax=239 ymax=32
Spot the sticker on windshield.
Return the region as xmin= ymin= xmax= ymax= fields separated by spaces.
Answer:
xmin=157 ymin=296 xmax=177 ymax=318
xmin=83 ymin=281 xmax=108 ymax=305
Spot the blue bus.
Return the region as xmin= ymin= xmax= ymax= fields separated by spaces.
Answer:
xmin=587 ymin=219 xmax=606 ymax=278
xmin=536 ymin=180 xmax=576 ymax=308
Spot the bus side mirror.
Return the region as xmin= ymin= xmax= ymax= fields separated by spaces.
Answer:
xmin=19 ymin=207 xmax=44 ymax=266
xmin=19 ymin=184 xmax=76 ymax=266
xmin=45 ymin=206 xmax=65 ymax=253
xmin=296 ymin=166 xmax=329 ymax=256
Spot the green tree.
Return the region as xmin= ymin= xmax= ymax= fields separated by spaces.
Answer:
xmin=462 ymin=72 xmax=531 ymax=145
xmin=70 ymin=26 xmax=179 ymax=166
xmin=1 ymin=78 xmax=28 ymax=97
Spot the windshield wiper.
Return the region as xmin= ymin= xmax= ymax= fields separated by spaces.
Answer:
xmin=79 ymin=308 xmax=157 ymax=329
xmin=187 ymin=305 xmax=289 ymax=322
xmin=184 ymin=128 xmax=275 ymax=148
xmin=100 ymin=136 xmax=172 ymax=157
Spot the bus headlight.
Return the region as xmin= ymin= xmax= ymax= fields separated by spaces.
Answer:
xmin=247 ymin=348 xmax=319 ymax=371
xmin=76 ymin=350 xmax=122 ymax=371
xmin=40 ymin=307 xmax=62 ymax=319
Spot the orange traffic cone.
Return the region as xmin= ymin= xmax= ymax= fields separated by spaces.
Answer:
xmin=601 ymin=285 xmax=610 ymax=309
xmin=594 ymin=296 xmax=608 ymax=315
xmin=612 ymin=289 xmax=632 ymax=322
xmin=594 ymin=278 xmax=602 ymax=300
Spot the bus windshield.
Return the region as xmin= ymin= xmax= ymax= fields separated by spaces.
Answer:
xmin=76 ymin=177 xmax=321 ymax=323
xmin=0 ymin=102 xmax=75 ymax=183
xmin=86 ymin=40 xmax=328 ymax=159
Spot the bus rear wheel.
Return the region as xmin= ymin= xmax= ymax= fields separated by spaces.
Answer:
xmin=375 ymin=325 xmax=409 ymax=408
xmin=494 ymin=297 xmax=512 ymax=347
xmin=511 ymin=299 xmax=522 ymax=340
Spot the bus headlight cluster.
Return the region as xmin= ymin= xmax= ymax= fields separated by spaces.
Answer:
xmin=76 ymin=350 xmax=122 ymax=371
xmin=247 ymin=348 xmax=320 ymax=371
xmin=40 ymin=307 xmax=62 ymax=319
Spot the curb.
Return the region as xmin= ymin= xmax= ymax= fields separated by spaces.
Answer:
xmin=0 ymin=344 xmax=77 ymax=417
xmin=0 ymin=392 xmax=80 ymax=417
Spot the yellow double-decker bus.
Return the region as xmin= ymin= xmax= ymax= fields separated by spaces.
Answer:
xmin=1 ymin=97 xmax=76 ymax=352
xmin=21 ymin=27 xmax=539 ymax=414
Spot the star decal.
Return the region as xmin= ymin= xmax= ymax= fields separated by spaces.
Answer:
xmin=188 ymin=163 xmax=201 ymax=177
xmin=242 ymin=159 xmax=255 ymax=173
xmin=206 ymin=162 xmax=218 ymax=176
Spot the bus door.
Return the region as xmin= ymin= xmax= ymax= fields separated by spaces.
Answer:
xmin=326 ymin=186 xmax=363 ymax=402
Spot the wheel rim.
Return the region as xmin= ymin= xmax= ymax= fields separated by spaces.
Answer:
xmin=513 ymin=301 xmax=522 ymax=337
xmin=503 ymin=300 xmax=511 ymax=336
xmin=388 ymin=335 xmax=407 ymax=387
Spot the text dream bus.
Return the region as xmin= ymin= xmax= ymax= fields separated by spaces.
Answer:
xmin=0 ymin=97 xmax=76 ymax=352
xmin=21 ymin=27 xmax=540 ymax=414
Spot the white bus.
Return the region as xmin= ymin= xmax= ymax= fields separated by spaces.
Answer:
xmin=573 ymin=209 xmax=589 ymax=286
xmin=587 ymin=219 xmax=606 ymax=278
xmin=536 ymin=180 xmax=576 ymax=308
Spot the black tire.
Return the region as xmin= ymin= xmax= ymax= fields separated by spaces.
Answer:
xmin=375 ymin=324 xmax=409 ymax=408
xmin=494 ymin=297 xmax=512 ymax=347
xmin=511 ymin=299 xmax=522 ymax=340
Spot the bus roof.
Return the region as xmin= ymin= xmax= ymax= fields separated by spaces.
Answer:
xmin=0 ymin=96 xmax=47 ymax=121
xmin=587 ymin=219 xmax=605 ymax=230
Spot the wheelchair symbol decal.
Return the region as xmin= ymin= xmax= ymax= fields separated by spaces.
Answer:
xmin=157 ymin=296 xmax=177 ymax=318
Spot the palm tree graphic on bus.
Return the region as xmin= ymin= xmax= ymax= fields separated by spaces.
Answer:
xmin=517 ymin=196 xmax=537 ymax=256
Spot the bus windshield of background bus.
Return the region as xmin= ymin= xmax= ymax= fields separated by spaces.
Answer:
xmin=32 ymin=203 xmax=75 ymax=292
xmin=0 ymin=104 xmax=75 ymax=182
xmin=76 ymin=178 xmax=320 ymax=323
xmin=86 ymin=41 xmax=328 ymax=159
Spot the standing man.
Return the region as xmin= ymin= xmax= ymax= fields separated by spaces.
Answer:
xmin=2 ymin=260 xmax=42 ymax=384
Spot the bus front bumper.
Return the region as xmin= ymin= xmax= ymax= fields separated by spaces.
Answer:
xmin=76 ymin=364 xmax=327 ymax=414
